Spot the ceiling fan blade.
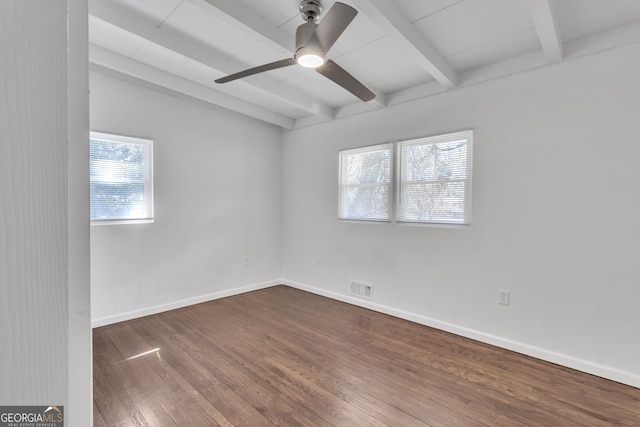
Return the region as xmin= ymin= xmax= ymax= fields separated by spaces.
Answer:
xmin=316 ymin=60 xmax=375 ymax=102
xmin=215 ymin=58 xmax=297 ymax=83
xmin=308 ymin=2 xmax=357 ymax=53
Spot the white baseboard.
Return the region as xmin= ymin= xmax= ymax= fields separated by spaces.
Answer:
xmin=91 ymin=278 xmax=640 ymax=389
xmin=282 ymin=279 xmax=640 ymax=390
xmin=91 ymin=279 xmax=280 ymax=328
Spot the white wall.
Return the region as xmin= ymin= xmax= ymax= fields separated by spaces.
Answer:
xmin=68 ymin=2 xmax=92 ymax=425
xmin=90 ymin=72 xmax=283 ymax=325
xmin=1 ymin=1 xmax=91 ymax=424
xmin=282 ymin=42 xmax=640 ymax=387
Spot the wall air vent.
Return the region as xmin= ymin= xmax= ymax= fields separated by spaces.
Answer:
xmin=350 ymin=279 xmax=373 ymax=300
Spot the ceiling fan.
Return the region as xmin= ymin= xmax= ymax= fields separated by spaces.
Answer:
xmin=215 ymin=0 xmax=375 ymax=102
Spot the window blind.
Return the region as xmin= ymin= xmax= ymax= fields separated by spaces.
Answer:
xmin=398 ymin=130 xmax=472 ymax=224
xmin=339 ymin=144 xmax=392 ymax=221
xmin=90 ymin=132 xmax=154 ymax=223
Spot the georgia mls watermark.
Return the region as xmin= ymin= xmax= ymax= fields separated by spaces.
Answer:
xmin=0 ymin=406 xmax=63 ymax=427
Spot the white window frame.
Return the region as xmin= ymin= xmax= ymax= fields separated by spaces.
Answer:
xmin=90 ymin=131 xmax=154 ymax=225
xmin=338 ymin=130 xmax=473 ymax=226
xmin=338 ymin=143 xmax=393 ymax=222
xmin=397 ymin=130 xmax=473 ymax=225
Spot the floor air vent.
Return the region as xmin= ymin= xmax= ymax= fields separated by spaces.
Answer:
xmin=350 ymin=280 xmax=373 ymax=300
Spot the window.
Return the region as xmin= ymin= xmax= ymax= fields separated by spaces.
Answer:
xmin=338 ymin=130 xmax=472 ymax=225
xmin=398 ymin=130 xmax=472 ymax=224
xmin=339 ymin=144 xmax=392 ymax=221
xmin=90 ymin=132 xmax=154 ymax=224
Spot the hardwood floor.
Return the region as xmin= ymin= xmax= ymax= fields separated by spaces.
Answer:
xmin=93 ymin=285 xmax=640 ymax=426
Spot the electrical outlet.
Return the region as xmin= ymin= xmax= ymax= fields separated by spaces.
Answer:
xmin=243 ymin=256 xmax=250 ymax=266
xmin=316 ymin=258 xmax=323 ymax=268
xmin=499 ymin=290 xmax=510 ymax=306
xmin=362 ymin=284 xmax=373 ymax=299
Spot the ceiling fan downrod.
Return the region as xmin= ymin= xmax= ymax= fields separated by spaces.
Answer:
xmin=299 ymin=0 xmax=322 ymax=22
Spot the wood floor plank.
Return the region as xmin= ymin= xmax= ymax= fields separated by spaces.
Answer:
xmin=94 ymin=285 xmax=640 ymax=426
xmin=196 ymin=298 xmax=445 ymax=425
xmin=165 ymin=308 xmax=339 ymax=426
xmin=232 ymin=294 xmax=481 ymax=426
xmin=238 ymin=289 xmax=531 ymax=425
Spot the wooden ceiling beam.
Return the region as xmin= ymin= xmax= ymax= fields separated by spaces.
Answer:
xmin=352 ymin=0 xmax=458 ymax=90
xmin=90 ymin=45 xmax=296 ymax=129
xmin=90 ymin=0 xmax=336 ymax=119
xmin=525 ymin=0 xmax=564 ymax=63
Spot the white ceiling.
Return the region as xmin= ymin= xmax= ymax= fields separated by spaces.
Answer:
xmin=88 ymin=0 xmax=640 ymax=129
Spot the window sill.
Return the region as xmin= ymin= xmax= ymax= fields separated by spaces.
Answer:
xmin=91 ymin=218 xmax=154 ymax=226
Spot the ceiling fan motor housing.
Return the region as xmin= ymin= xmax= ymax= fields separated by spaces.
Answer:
xmin=295 ymin=21 xmax=319 ymax=51
xmin=299 ymin=0 xmax=322 ymax=22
